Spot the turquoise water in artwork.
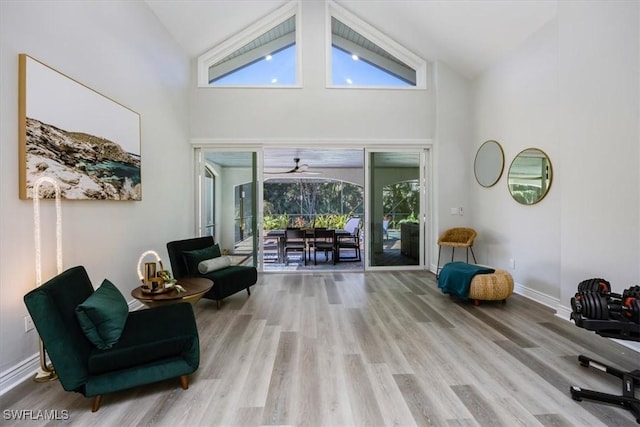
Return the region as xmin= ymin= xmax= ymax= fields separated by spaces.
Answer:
xmin=84 ymin=160 xmax=140 ymax=185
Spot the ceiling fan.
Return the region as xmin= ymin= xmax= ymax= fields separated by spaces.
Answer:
xmin=264 ymin=158 xmax=321 ymax=175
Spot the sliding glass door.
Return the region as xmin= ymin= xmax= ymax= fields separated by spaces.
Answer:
xmin=195 ymin=146 xmax=429 ymax=272
xmin=196 ymin=149 xmax=258 ymax=267
xmin=366 ymin=149 xmax=429 ymax=269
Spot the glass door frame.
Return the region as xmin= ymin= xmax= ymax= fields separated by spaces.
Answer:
xmin=195 ymin=147 xmax=261 ymax=267
xmin=364 ymin=147 xmax=431 ymax=271
xmin=196 ymin=144 xmax=431 ymax=272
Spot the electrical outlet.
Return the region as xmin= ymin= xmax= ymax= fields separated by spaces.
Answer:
xmin=510 ymin=258 xmax=516 ymax=269
xmin=24 ymin=315 xmax=34 ymax=332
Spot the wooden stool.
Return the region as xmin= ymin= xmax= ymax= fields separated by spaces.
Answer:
xmin=468 ymin=268 xmax=514 ymax=306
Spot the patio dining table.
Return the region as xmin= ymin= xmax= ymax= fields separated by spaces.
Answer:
xmin=265 ymin=228 xmax=351 ymax=263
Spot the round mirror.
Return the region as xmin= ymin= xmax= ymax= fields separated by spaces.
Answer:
xmin=508 ymin=148 xmax=553 ymax=205
xmin=474 ymin=140 xmax=504 ymax=187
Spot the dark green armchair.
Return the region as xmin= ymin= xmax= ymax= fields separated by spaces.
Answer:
xmin=167 ymin=236 xmax=257 ymax=308
xmin=23 ymin=266 xmax=200 ymax=412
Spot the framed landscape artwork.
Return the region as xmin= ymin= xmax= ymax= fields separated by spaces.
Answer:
xmin=18 ymin=54 xmax=141 ymax=200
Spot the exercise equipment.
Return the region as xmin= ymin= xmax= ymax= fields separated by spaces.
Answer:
xmin=572 ymin=282 xmax=640 ymax=323
xmin=570 ymin=278 xmax=640 ymax=423
xmin=577 ymin=277 xmax=611 ymax=293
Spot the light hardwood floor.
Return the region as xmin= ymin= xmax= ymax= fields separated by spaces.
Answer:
xmin=2 ymin=271 xmax=638 ymax=426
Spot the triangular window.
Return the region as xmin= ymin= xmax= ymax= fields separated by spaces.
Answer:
xmin=328 ymin=2 xmax=426 ymax=89
xmin=197 ymin=3 xmax=299 ymax=87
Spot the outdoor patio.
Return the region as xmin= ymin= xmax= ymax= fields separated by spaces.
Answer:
xmin=232 ymin=228 xmax=417 ymax=271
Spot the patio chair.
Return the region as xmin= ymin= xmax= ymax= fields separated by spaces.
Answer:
xmin=284 ymin=227 xmax=307 ymax=265
xmin=263 ymin=234 xmax=280 ymax=263
xmin=311 ymin=228 xmax=336 ymax=265
xmin=343 ymin=217 xmax=361 ymax=235
xmin=337 ymin=226 xmax=361 ymax=262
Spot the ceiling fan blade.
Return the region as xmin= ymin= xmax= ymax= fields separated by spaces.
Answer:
xmin=264 ymin=167 xmax=296 ymax=174
xmin=264 ymin=157 xmax=321 ymax=175
xmin=264 ymin=169 xmax=322 ymax=175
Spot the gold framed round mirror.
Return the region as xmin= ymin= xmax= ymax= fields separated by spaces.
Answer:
xmin=507 ymin=148 xmax=553 ymax=205
xmin=474 ymin=140 xmax=505 ymax=187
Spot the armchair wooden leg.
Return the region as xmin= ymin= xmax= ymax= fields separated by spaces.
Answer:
xmin=91 ymin=395 xmax=102 ymax=412
xmin=247 ymin=287 xmax=251 ymax=296
xmin=180 ymin=375 xmax=188 ymax=390
xmin=216 ymin=300 xmax=221 ymax=309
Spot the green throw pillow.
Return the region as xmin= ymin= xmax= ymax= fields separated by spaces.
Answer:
xmin=75 ymin=279 xmax=128 ymax=350
xmin=183 ymin=244 xmax=221 ymax=275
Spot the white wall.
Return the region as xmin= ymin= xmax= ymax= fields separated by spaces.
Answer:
xmin=433 ymin=61 xmax=474 ymax=267
xmin=472 ymin=0 xmax=639 ymax=311
xmin=189 ymin=0 xmax=434 ymax=141
xmin=472 ymin=19 xmax=560 ymax=300
xmin=557 ymin=1 xmax=640 ymax=306
xmin=0 ymin=1 xmax=191 ymax=382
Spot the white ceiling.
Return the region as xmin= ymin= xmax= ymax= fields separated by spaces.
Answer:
xmin=150 ymin=0 xmax=558 ymax=170
xmin=145 ymin=0 xmax=557 ymax=78
xmin=205 ymin=148 xmax=422 ymax=170
xmin=205 ymin=148 xmax=364 ymax=169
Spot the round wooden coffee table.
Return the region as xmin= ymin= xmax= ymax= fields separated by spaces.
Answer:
xmin=131 ymin=277 xmax=213 ymax=308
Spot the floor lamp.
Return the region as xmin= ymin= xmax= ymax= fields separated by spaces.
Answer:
xmin=32 ymin=176 xmax=63 ymax=382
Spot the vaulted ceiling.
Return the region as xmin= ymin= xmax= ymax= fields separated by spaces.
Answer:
xmin=147 ymin=0 xmax=558 ymax=170
xmin=145 ymin=0 xmax=557 ymax=79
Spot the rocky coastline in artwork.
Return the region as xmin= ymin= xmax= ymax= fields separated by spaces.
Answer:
xmin=25 ymin=117 xmax=141 ymax=200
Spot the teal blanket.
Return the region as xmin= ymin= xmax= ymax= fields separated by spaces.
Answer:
xmin=438 ymin=262 xmax=495 ymax=299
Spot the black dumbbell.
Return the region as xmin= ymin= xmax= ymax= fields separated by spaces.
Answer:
xmin=574 ymin=291 xmax=640 ymax=323
xmin=573 ymin=281 xmax=640 ymax=322
xmin=576 ymin=278 xmax=633 ymax=301
xmin=623 ymin=285 xmax=640 ymax=299
xmin=572 ymin=291 xmax=607 ymax=320
xmin=607 ymin=299 xmax=639 ymax=323
xmin=577 ymin=278 xmax=611 ymax=294
xmin=618 ymin=286 xmax=640 ymax=323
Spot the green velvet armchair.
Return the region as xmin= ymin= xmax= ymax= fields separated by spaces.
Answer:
xmin=167 ymin=236 xmax=257 ymax=308
xmin=23 ymin=266 xmax=200 ymax=412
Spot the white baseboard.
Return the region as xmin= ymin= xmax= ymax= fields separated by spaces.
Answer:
xmin=0 ymin=299 xmax=146 ymax=396
xmin=611 ymin=338 xmax=640 ymax=352
xmin=513 ymin=281 xmax=560 ymax=310
xmin=0 ymin=353 xmax=39 ymax=396
xmin=555 ymin=304 xmax=572 ymax=321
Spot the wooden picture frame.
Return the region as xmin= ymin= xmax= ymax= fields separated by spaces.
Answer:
xmin=18 ymin=54 xmax=141 ymax=200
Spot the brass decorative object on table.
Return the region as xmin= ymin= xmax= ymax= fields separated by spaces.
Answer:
xmin=131 ymin=277 xmax=212 ymax=308
xmin=137 ymin=250 xmax=184 ymax=294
